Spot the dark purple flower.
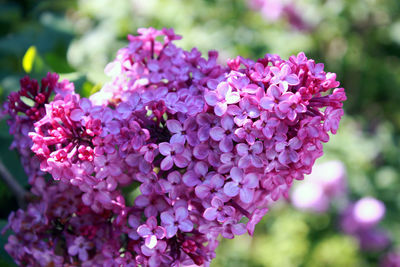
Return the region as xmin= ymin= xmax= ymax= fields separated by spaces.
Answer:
xmin=203 ymin=197 xmax=235 ymax=222
xmin=159 ymin=142 xmax=189 ymax=170
xmin=137 ymin=216 xmax=166 ymax=249
xmin=160 ymin=206 xmax=193 ymax=238
xmin=210 ymin=115 xmax=236 ymax=152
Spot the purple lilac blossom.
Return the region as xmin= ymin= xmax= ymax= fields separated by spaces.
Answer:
xmin=3 ymin=27 xmax=346 ymax=266
xmin=341 ymin=197 xmax=390 ymax=252
xmin=380 ymin=252 xmax=400 ymax=267
xmin=246 ymin=0 xmax=310 ymax=31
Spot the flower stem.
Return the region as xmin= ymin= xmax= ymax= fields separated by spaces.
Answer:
xmin=229 ymin=200 xmax=251 ymax=218
xmin=0 ymin=160 xmax=28 ymax=208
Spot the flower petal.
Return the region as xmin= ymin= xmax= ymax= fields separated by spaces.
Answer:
xmin=182 ymin=171 xmax=200 ymax=187
xmin=166 ymin=120 xmax=183 ymax=134
xmin=224 ymin=181 xmax=239 ymax=197
xmin=219 ymin=136 xmax=233 ymax=152
xmin=70 ymin=109 xmax=84 ymax=122
xmin=239 ymin=188 xmax=254 ymax=203
xmin=178 ymin=219 xmax=193 ymax=232
xmin=203 ymin=207 xmax=218 ymax=221
xmin=214 ymin=102 xmax=227 ymax=116
xmin=204 ymin=91 xmax=219 ymax=106
xmin=137 ymin=225 xmax=152 ymax=237
xmin=160 ymin=156 xmax=173 ymax=170
xmin=158 ymin=142 xmax=172 ymax=156
xmin=210 ymin=127 xmax=225 ymax=141
xmin=174 ymin=155 xmax=189 ymax=168
xmin=145 ymin=235 xmax=157 ymax=249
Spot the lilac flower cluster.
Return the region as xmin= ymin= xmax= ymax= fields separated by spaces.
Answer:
xmin=247 ymin=0 xmax=310 ymax=31
xmin=291 ymin=160 xmax=347 ymax=213
xmin=341 ymin=197 xmax=390 ymax=252
xmin=291 ymin=161 xmax=391 ymax=253
xmin=4 ymin=73 xmax=74 ymax=183
xmin=381 ymin=252 xmax=400 ymax=267
xmin=3 ymin=28 xmax=346 ymax=266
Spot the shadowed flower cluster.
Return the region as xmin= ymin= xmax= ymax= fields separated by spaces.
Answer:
xmin=3 ymin=28 xmax=345 ymax=266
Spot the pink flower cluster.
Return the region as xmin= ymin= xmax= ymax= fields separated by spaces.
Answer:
xmin=4 ymin=73 xmax=74 ymax=183
xmin=3 ymin=28 xmax=345 ymax=266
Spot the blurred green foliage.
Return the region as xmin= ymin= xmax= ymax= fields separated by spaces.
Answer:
xmin=0 ymin=0 xmax=400 ymax=266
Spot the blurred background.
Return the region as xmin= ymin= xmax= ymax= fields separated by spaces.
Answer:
xmin=0 ymin=0 xmax=400 ymax=266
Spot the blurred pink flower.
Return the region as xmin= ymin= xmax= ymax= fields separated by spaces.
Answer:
xmin=291 ymin=160 xmax=347 ymax=212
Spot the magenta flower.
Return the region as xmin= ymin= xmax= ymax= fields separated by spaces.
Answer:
xmin=247 ymin=208 xmax=268 ymax=236
xmin=227 ymin=96 xmax=260 ymax=126
xmin=127 ymin=214 xmax=141 ymax=240
xmin=70 ymin=98 xmax=93 ymax=125
xmin=127 ymin=120 xmax=150 ymax=150
xmin=182 ymin=161 xmax=213 ymax=187
xmin=92 ymin=135 xmax=115 ymax=155
xmin=166 ymin=117 xmax=198 ymax=146
xmin=323 ymin=106 xmax=344 ymax=134
xmin=221 ymin=220 xmax=247 ymax=239
xmin=116 ymin=92 xmax=141 ymax=119
xmin=203 ymin=197 xmax=235 ymax=222
xmin=94 ymin=152 xmax=122 ymax=180
xmin=249 ymin=62 xmax=272 ymax=83
xmin=164 ymin=92 xmax=187 ymax=114
xmin=159 ymin=142 xmax=189 ymax=170
xmin=205 ymin=82 xmax=240 ymax=116
xmin=223 ymin=167 xmax=259 ymax=203
xmin=141 ymin=241 xmax=172 ymax=267
xmin=78 ymin=145 xmax=94 ymax=162
xmin=210 ymin=115 xmax=236 ymax=152
xmin=195 ymin=173 xmax=225 ymax=199
xmin=307 ymin=60 xmax=325 ymax=80
xmin=253 ymin=111 xmax=280 ymax=139
xmin=259 ymin=84 xmax=291 ymax=111
xmin=160 ymin=206 xmax=193 ymax=238
xmin=139 ymin=144 xmax=159 ymax=163
xmin=196 ymin=113 xmax=218 ymax=142
xmin=275 ymin=137 xmax=302 ymax=165
xmin=234 ymin=119 xmax=259 ymax=145
xmin=270 ymin=64 xmax=300 ymax=89
xmin=236 ymin=141 xmax=263 ymax=168
xmin=135 ymin=194 xmax=169 ymax=218
xmin=137 ymin=216 xmax=166 ymax=249
xmin=158 ymin=171 xmax=185 ymax=199
xmin=92 ymin=107 xmax=121 ymax=137
xmin=81 ymin=184 xmax=113 ymax=208
xmin=68 ymin=237 xmax=93 ymax=261
xmin=276 ymin=92 xmax=306 ymax=121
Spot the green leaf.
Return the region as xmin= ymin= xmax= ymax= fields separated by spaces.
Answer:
xmin=81 ymin=81 xmax=102 ymax=98
xmin=121 ymin=181 xmax=141 ymax=206
xmin=20 ymin=45 xmax=49 ymax=78
xmin=58 ymin=72 xmax=89 ymax=95
xmin=22 ymin=46 xmax=37 ymax=73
